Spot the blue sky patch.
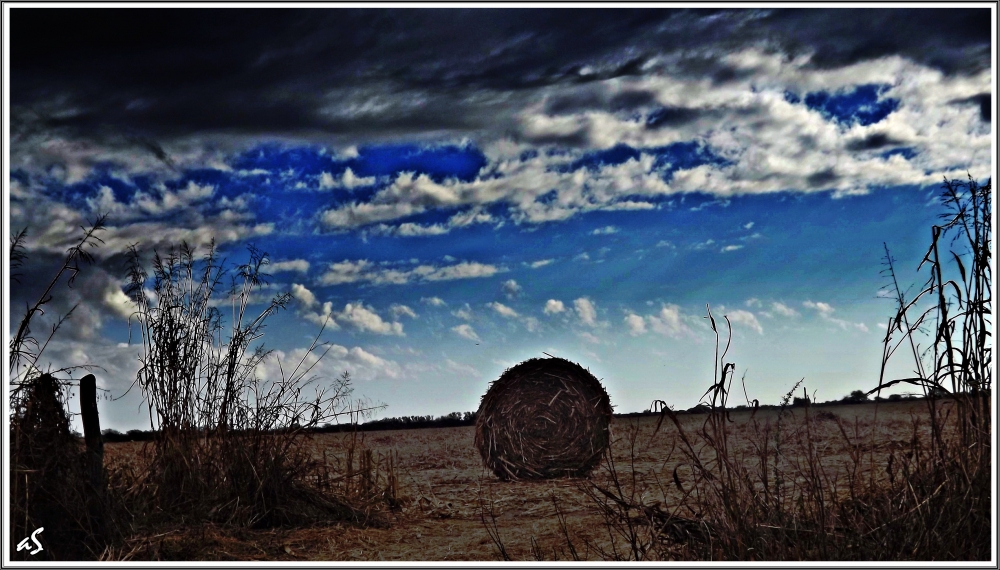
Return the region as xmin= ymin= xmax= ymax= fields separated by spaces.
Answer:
xmin=535 ymin=190 xmax=560 ymax=205
xmin=11 ymin=168 xmax=31 ymax=187
xmin=50 ymin=168 xmax=137 ymax=209
xmin=167 ymin=168 xmax=251 ymax=194
xmin=563 ymin=142 xmax=729 ymax=178
xmin=804 ymin=84 xmax=900 ymax=126
xmin=651 ymin=142 xmax=730 ymax=179
xmin=229 ymin=144 xmax=336 ymax=177
xmin=347 ymin=144 xmax=488 ymax=182
xmin=565 ymin=144 xmax=641 ymax=171
xmin=230 ymin=142 xmax=489 ymax=187
xmin=881 ymin=147 xmax=918 ymax=161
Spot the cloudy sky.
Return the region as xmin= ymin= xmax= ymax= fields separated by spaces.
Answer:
xmin=6 ymin=6 xmax=994 ymax=431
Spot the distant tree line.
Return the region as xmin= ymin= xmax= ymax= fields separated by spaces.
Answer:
xmin=99 ymin=411 xmax=481 ymax=441
xmin=97 ymin=388 xmax=985 ymax=442
xmin=312 ymin=411 xmax=478 ymax=433
xmin=647 ymin=388 xmax=979 ymax=415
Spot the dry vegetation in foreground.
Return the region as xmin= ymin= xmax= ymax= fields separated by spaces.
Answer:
xmin=8 ymin=176 xmax=991 ymax=561
xmin=570 ymin=175 xmax=990 ymax=561
xmin=97 ymin=399 xmax=969 ymax=561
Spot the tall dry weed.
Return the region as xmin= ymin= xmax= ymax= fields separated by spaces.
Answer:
xmin=115 ymin=240 xmax=388 ymax=534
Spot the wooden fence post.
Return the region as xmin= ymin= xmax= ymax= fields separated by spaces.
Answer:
xmin=79 ymin=374 xmax=106 ymax=538
xmin=80 ymin=375 xmax=104 ymax=485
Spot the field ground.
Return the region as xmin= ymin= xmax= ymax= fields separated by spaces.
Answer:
xmin=104 ymin=399 xmax=950 ymax=561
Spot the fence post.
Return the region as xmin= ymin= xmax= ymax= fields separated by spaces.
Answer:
xmin=80 ymin=375 xmax=104 ymax=485
xmin=79 ymin=374 xmax=106 ymax=538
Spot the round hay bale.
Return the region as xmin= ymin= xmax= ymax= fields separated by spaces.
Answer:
xmin=474 ymin=357 xmax=612 ymax=480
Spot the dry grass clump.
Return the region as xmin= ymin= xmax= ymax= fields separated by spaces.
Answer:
xmin=114 ymin=241 xmax=389 ymax=534
xmin=582 ymin=388 xmax=989 ymax=561
xmin=474 ymin=357 xmax=613 ymax=480
xmin=108 ymin=431 xmax=382 ymax=531
xmin=10 ymin=374 xmax=107 ymax=560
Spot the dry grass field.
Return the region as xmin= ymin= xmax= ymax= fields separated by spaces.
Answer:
xmin=102 ymin=398 xmax=952 ymax=561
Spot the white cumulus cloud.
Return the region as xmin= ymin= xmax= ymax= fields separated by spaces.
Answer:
xmin=290 ymin=283 xmax=317 ymax=308
xmin=337 ymin=303 xmax=404 ymax=336
xmin=261 ymin=344 xmax=400 ymax=384
xmin=726 ymin=309 xmax=764 ymax=334
xmin=487 ymin=301 xmax=519 ymax=319
xmin=319 ymin=167 xmax=376 ymax=190
xmin=624 ymin=313 xmax=647 ymax=336
xmin=389 ymin=304 xmax=418 ymax=319
xmin=590 ymin=225 xmax=619 ymax=235
xmin=290 ymin=283 xmax=340 ymax=329
xmin=270 ymin=259 xmax=310 ymax=274
xmin=452 ymin=303 xmax=474 ymax=321
xmin=319 ymin=259 xmax=503 ymax=286
xmin=501 ymin=279 xmax=522 ymax=298
xmin=452 ymin=324 xmax=481 ymax=342
xmin=544 ymin=299 xmax=565 ymax=315
xmin=803 ymin=300 xmax=836 ymax=318
xmin=803 ymin=300 xmax=868 ymax=332
xmin=647 ymin=304 xmax=689 ymax=338
xmin=574 ymin=297 xmax=598 ymax=327
xmin=426 ymin=261 xmax=501 ymax=281
xmin=772 ymin=301 xmax=800 ymax=317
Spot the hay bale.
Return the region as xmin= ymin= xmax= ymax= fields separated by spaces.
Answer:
xmin=474 ymin=357 xmax=612 ymax=480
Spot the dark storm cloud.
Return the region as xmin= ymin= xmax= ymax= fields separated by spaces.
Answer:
xmin=846 ymin=133 xmax=903 ymax=152
xmin=515 ymin=128 xmax=592 ymax=149
xmin=543 ymin=88 xmax=662 ymax=116
xmin=545 ymin=88 xmax=657 ymax=115
xmin=950 ymin=93 xmax=992 ymax=123
xmin=11 ymin=7 xmax=992 ymax=143
xmin=645 ymin=106 xmax=706 ymax=129
xmin=760 ymin=8 xmax=992 ymax=75
xmin=657 ymin=52 xmax=758 ymax=85
xmin=11 ymin=8 xmax=665 ymax=140
xmin=608 ymin=91 xmax=660 ymax=112
xmin=807 ymin=169 xmax=840 ymax=189
xmin=543 ymin=89 xmax=608 ymax=116
xmin=9 ymin=249 xmax=131 ymax=346
xmin=129 ymin=137 xmax=177 ymax=171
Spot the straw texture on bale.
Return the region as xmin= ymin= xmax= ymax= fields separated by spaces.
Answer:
xmin=474 ymin=357 xmax=612 ymax=480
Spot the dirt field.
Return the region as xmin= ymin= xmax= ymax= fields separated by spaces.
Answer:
xmin=104 ymin=399 xmax=947 ymax=561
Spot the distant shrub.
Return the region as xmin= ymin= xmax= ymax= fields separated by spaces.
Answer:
xmin=842 ymin=390 xmax=869 ymax=403
xmin=125 ymin=429 xmax=153 ymax=442
xmin=101 ymin=429 xmax=129 ymax=443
